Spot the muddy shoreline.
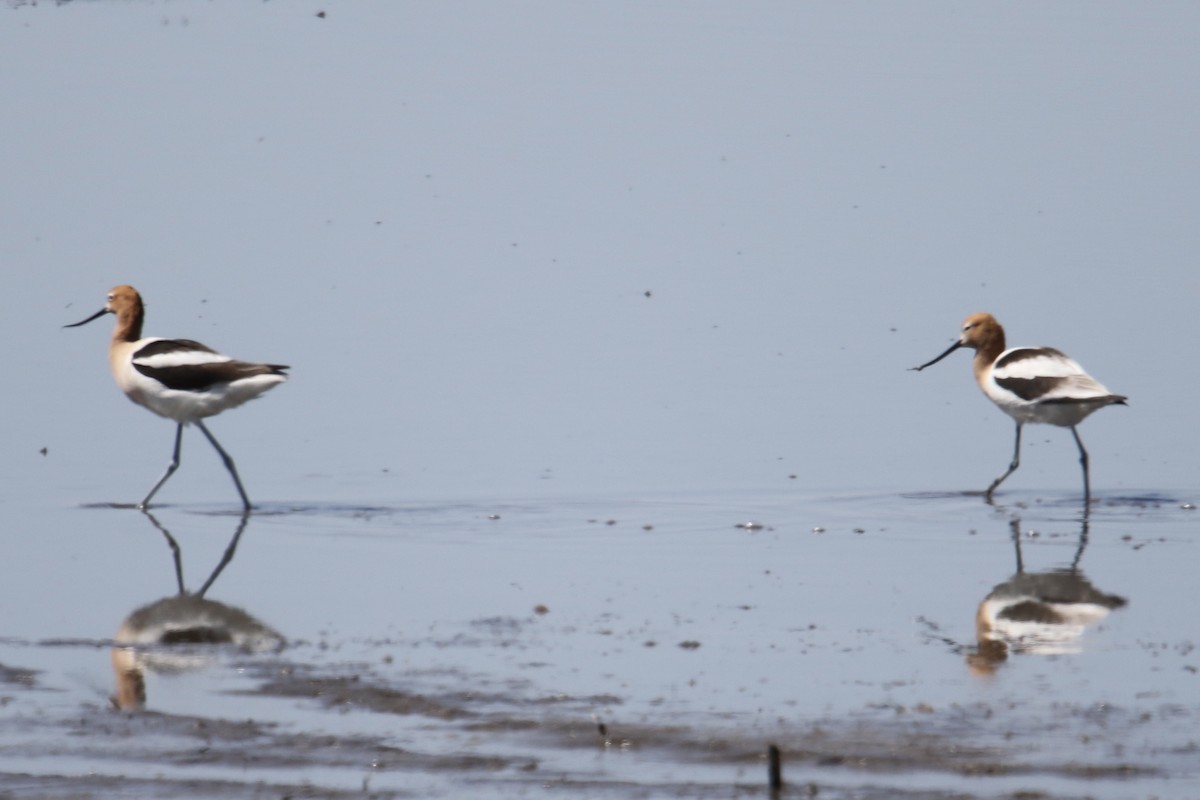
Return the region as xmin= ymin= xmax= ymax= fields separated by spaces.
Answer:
xmin=0 ymin=645 xmax=1177 ymax=800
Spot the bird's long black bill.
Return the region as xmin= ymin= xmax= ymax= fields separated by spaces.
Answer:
xmin=910 ymin=340 xmax=963 ymax=371
xmin=63 ymin=308 xmax=109 ymax=328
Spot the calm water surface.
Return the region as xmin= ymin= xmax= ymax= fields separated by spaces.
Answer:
xmin=1 ymin=484 xmax=1196 ymax=797
xmin=2 ymin=1 xmax=1199 ymax=797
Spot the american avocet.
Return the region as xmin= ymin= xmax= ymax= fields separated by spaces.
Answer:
xmin=968 ymin=518 xmax=1125 ymax=675
xmin=912 ymin=313 xmax=1126 ymax=503
xmin=66 ymin=285 xmax=288 ymax=510
xmin=112 ymin=511 xmax=282 ymax=709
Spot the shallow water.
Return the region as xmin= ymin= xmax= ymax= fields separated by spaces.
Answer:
xmin=1 ymin=487 xmax=1196 ymax=797
xmin=3 ymin=1 xmax=1200 ymax=797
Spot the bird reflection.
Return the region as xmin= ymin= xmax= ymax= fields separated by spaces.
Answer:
xmin=112 ymin=510 xmax=284 ymax=710
xmin=968 ymin=516 xmax=1127 ymax=675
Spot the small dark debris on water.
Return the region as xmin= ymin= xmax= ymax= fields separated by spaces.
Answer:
xmin=488 ymin=514 xmax=501 ymax=520
xmin=605 ymin=519 xmax=617 ymax=526
xmin=1182 ymin=503 xmax=1196 ymax=511
xmin=678 ymin=640 xmax=701 ymax=650
xmin=736 ymin=521 xmax=764 ymax=531
xmin=533 ymin=604 xmax=549 ymax=615
xmin=39 ymin=447 xmax=47 ymax=456
xmin=642 ymin=524 xmax=653 ymax=531
xmin=812 ymin=526 xmax=826 ymax=534
xmin=644 ymin=290 xmax=652 ymax=298
xmin=315 ymin=10 xmax=326 ymax=18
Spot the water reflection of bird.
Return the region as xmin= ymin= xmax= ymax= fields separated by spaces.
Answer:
xmin=112 ymin=511 xmax=284 ymax=710
xmin=912 ymin=313 xmax=1126 ymax=504
xmin=968 ymin=518 xmax=1126 ymax=675
xmin=65 ymin=285 xmax=288 ymax=510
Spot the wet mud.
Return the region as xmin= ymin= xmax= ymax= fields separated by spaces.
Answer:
xmin=0 ymin=639 xmax=1186 ymax=800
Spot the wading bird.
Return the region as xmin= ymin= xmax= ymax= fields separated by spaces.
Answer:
xmin=66 ymin=285 xmax=288 ymax=510
xmin=912 ymin=313 xmax=1125 ymax=504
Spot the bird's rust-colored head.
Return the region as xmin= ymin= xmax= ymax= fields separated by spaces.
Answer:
xmin=65 ymin=285 xmax=145 ymax=342
xmin=911 ymin=312 xmax=1008 ymax=373
xmin=956 ymin=313 xmax=1006 ymax=355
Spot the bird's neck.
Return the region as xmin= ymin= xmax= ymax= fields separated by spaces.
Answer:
xmin=112 ymin=304 xmax=145 ymax=343
xmin=971 ymin=327 xmax=1006 ymax=382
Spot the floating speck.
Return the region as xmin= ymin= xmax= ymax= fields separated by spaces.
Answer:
xmin=678 ymin=640 xmax=701 ymax=650
xmin=812 ymin=526 xmax=826 ymax=534
xmin=736 ymin=521 xmax=764 ymax=530
xmin=1182 ymin=503 xmax=1196 ymax=511
xmin=534 ymin=604 xmax=549 ymax=615
xmin=487 ymin=514 xmax=501 ymax=521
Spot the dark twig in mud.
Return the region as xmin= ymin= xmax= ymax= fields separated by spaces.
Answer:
xmin=768 ymin=742 xmax=783 ymax=792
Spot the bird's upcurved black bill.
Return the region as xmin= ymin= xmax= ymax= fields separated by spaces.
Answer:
xmin=911 ymin=340 xmax=963 ymax=371
xmin=64 ymin=308 xmax=110 ymax=328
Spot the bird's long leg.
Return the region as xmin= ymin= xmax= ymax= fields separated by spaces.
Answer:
xmin=195 ymin=420 xmax=252 ymax=511
xmin=139 ymin=424 xmax=184 ymax=510
xmin=1008 ymin=518 xmax=1024 ymax=573
xmin=1069 ymin=516 xmax=1091 ymax=570
xmin=1070 ymin=425 xmax=1091 ymax=507
xmin=139 ymin=508 xmax=186 ymax=594
xmin=196 ymin=511 xmax=251 ymax=598
xmin=985 ymin=421 xmax=1023 ymax=501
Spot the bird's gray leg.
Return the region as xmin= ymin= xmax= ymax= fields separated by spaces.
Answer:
xmin=195 ymin=420 xmax=252 ymax=511
xmin=1070 ymin=425 xmax=1091 ymax=507
xmin=985 ymin=421 xmax=1023 ymax=501
xmin=139 ymin=424 xmax=184 ymax=509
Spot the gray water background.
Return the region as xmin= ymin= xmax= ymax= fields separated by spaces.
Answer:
xmin=1 ymin=2 xmax=1197 ymax=797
